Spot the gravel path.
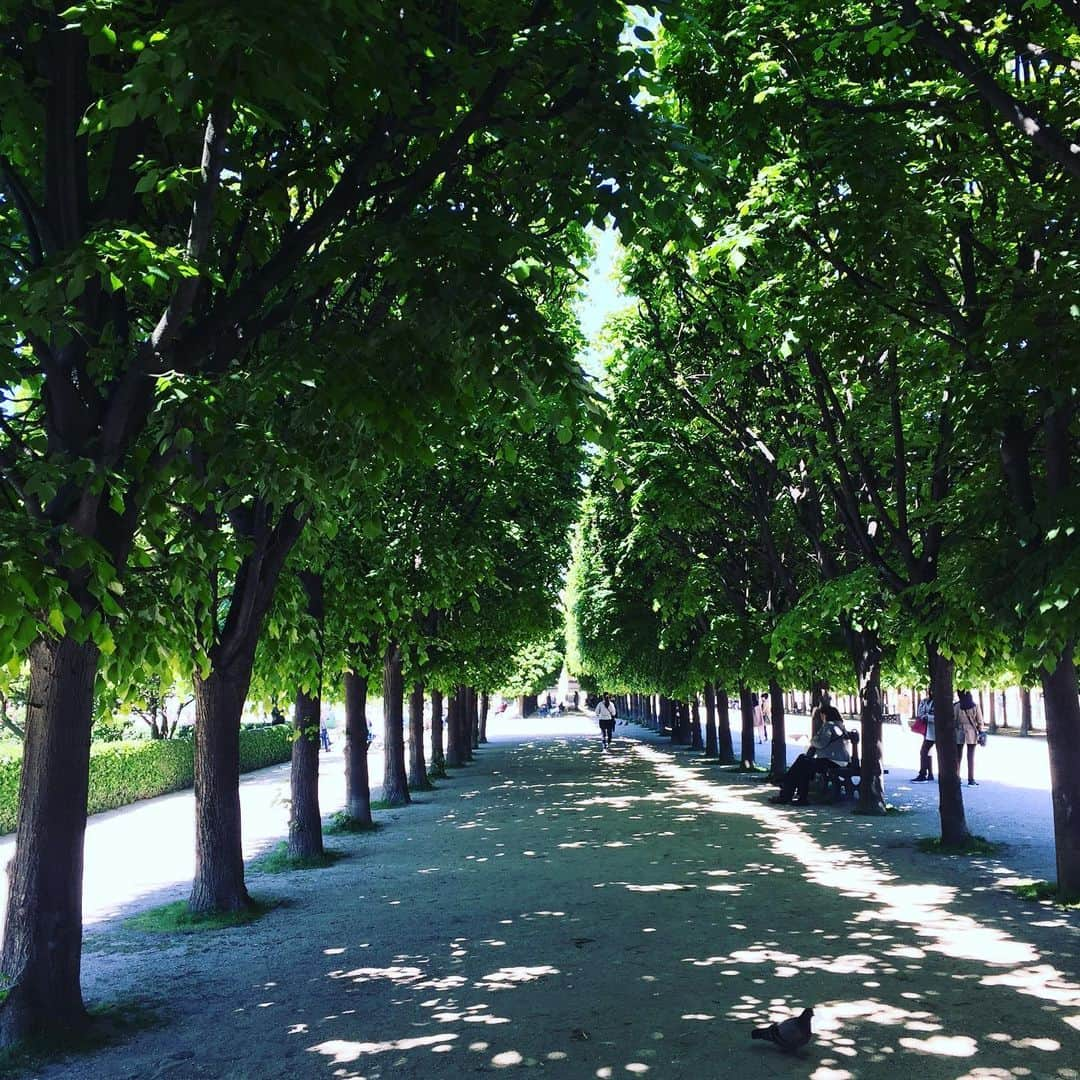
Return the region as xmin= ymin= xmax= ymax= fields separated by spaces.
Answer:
xmin=27 ymin=715 xmax=1080 ymax=1079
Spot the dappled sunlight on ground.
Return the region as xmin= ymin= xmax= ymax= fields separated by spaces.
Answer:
xmin=47 ymin=719 xmax=1080 ymax=1079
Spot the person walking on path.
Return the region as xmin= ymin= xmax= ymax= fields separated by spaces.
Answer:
xmin=753 ymin=693 xmax=768 ymax=743
xmin=595 ymin=692 xmax=617 ymax=748
xmin=955 ymin=689 xmax=984 ymax=785
xmin=911 ymin=688 xmax=936 ymax=782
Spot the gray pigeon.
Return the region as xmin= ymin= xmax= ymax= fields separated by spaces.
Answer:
xmin=751 ymin=1008 xmax=814 ymax=1051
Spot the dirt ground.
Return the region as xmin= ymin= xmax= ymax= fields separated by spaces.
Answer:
xmin=34 ymin=716 xmax=1080 ymax=1079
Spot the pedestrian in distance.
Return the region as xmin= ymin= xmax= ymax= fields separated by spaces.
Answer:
xmin=954 ymin=689 xmax=984 ymax=785
xmin=911 ymin=687 xmax=936 ymax=782
xmin=320 ymin=719 xmax=332 ymax=752
xmin=595 ymin=692 xmax=617 ymax=748
xmin=752 ymin=692 xmax=768 ymax=744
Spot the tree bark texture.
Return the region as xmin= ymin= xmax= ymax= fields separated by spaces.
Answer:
xmin=381 ymin=644 xmax=410 ymax=806
xmin=703 ymin=683 xmax=718 ymax=757
xmin=738 ymin=685 xmax=756 ymax=769
xmin=343 ymin=671 xmax=372 ymax=825
xmin=0 ymin=636 xmax=98 ymax=1045
xmin=716 ymin=687 xmax=735 ymax=762
xmin=852 ymin=637 xmax=886 ymax=815
xmin=430 ymin=689 xmax=445 ymax=773
xmin=689 ymin=697 xmax=703 ymax=749
xmin=929 ymin=644 xmax=969 ymax=846
xmin=288 ymin=570 xmax=324 ymax=859
xmin=408 ymin=682 xmax=431 ymax=790
xmin=190 ymin=667 xmax=252 ymax=913
xmin=768 ymin=678 xmax=787 ymax=781
xmin=446 ymin=686 xmax=465 ymax=767
xmin=1041 ymin=647 xmax=1080 ymax=898
xmin=479 ymin=692 xmax=489 ymax=743
xmin=468 ymin=686 xmax=479 ymax=752
xmin=1020 ymin=687 xmax=1033 ymax=736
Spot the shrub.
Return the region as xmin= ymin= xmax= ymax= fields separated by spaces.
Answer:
xmin=0 ymin=725 xmax=293 ymax=834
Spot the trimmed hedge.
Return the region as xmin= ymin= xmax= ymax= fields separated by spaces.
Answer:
xmin=0 ymin=726 xmax=293 ymax=835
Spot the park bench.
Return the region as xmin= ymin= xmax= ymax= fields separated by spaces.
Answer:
xmin=816 ymin=731 xmax=861 ymax=802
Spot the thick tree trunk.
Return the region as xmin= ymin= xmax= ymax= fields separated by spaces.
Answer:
xmin=381 ymin=644 xmax=409 ymax=806
xmin=343 ymin=671 xmax=372 ymax=825
xmin=469 ymin=686 xmax=480 ymax=752
xmin=703 ymin=683 xmax=718 ymax=757
xmin=929 ymin=643 xmax=969 ymax=846
xmin=479 ymin=692 xmax=489 ymax=743
xmin=689 ymin=698 xmax=703 ymax=749
xmin=1020 ymin=687 xmax=1032 ymax=736
xmin=768 ymin=678 xmax=787 ymax=781
xmin=446 ymin=686 xmax=465 ymax=767
xmin=738 ymin=685 xmax=756 ymax=769
xmin=408 ymin=682 xmax=431 ymax=791
xmin=852 ymin=638 xmax=886 ymax=815
xmin=1041 ymin=647 xmax=1080 ymax=898
xmin=288 ymin=571 xmax=324 ymax=860
xmin=288 ymin=683 xmax=323 ymax=858
xmin=716 ymin=687 xmax=735 ymax=762
xmin=0 ymin=636 xmax=98 ymax=1045
xmin=988 ymin=688 xmax=997 ymax=733
xmin=675 ymin=700 xmax=692 ymax=745
xmin=430 ymin=689 xmax=445 ymax=773
xmin=190 ymin=666 xmax=252 ymax=913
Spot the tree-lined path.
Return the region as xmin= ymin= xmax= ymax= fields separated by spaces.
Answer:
xmin=39 ymin=719 xmax=1080 ymax=1079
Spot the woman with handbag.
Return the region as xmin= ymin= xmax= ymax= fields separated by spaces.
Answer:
xmin=911 ymin=689 xmax=935 ymax=782
xmin=954 ymin=689 xmax=985 ymax=786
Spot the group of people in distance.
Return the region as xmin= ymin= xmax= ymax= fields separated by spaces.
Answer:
xmin=911 ymin=687 xmax=986 ymax=785
xmin=592 ymin=684 xmax=988 ymax=791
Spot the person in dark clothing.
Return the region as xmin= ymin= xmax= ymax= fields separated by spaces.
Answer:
xmin=769 ymin=708 xmax=850 ymax=805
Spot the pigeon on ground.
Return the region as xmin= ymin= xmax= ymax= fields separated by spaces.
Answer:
xmin=751 ymin=1008 xmax=814 ymax=1051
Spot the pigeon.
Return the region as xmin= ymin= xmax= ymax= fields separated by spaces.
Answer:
xmin=751 ymin=1008 xmax=814 ymax=1051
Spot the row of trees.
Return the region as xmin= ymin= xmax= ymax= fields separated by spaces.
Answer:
xmin=567 ymin=0 xmax=1080 ymax=893
xmin=0 ymin=0 xmax=668 ymax=1047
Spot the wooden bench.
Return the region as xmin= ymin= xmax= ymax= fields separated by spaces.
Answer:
xmin=816 ymin=731 xmax=861 ymax=802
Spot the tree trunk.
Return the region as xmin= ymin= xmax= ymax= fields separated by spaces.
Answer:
xmin=408 ymin=682 xmax=431 ymax=791
xmin=190 ymin=666 xmax=252 ymax=913
xmin=703 ymin=683 xmax=718 ymax=757
xmin=479 ymin=692 xmax=489 ymax=743
xmin=716 ymin=686 xmax=735 ymax=762
xmin=768 ymin=677 xmax=787 ymax=782
xmin=343 ymin=671 xmax=372 ymax=825
xmin=381 ymin=644 xmax=409 ymax=806
xmin=738 ymin=684 xmax=756 ymax=769
xmin=689 ymin=697 xmax=703 ymax=749
xmin=0 ymin=636 xmax=98 ymax=1045
xmin=190 ymin=506 xmax=305 ymax=912
xmin=446 ymin=686 xmax=465 ymax=767
xmin=675 ymin=699 xmax=692 ymax=745
xmin=929 ymin=643 xmax=969 ymax=846
xmin=469 ymin=686 xmax=480 ymax=752
xmin=852 ymin=637 xmax=886 ymax=815
xmin=988 ymin=688 xmax=997 ymax=733
xmin=288 ymin=571 xmax=324 ymax=860
xmin=1001 ymin=690 xmax=1009 ymax=728
xmin=430 ymin=689 xmax=445 ymax=774
xmin=1041 ymin=646 xmax=1080 ymax=899
xmin=1020 ymin=686 xmax=1032 ymax=736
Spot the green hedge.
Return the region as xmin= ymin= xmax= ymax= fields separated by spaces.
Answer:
xmin=0 ymin=726 xmax=293 ymax=835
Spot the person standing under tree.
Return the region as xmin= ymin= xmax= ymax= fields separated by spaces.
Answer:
xmin=911 ymin=688 xmax=936 ymax=782
xmin=595 ymin=692 xmax=617 ymax=749
xmin=954 ymin=689 xmax=984 ymax=786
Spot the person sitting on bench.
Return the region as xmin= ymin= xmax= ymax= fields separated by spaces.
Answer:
xmin=769 ymin=705 xmax=850 ymax=805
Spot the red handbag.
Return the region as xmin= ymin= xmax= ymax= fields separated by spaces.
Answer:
xmin=912 ymin=715 xmax=928 ymax=736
